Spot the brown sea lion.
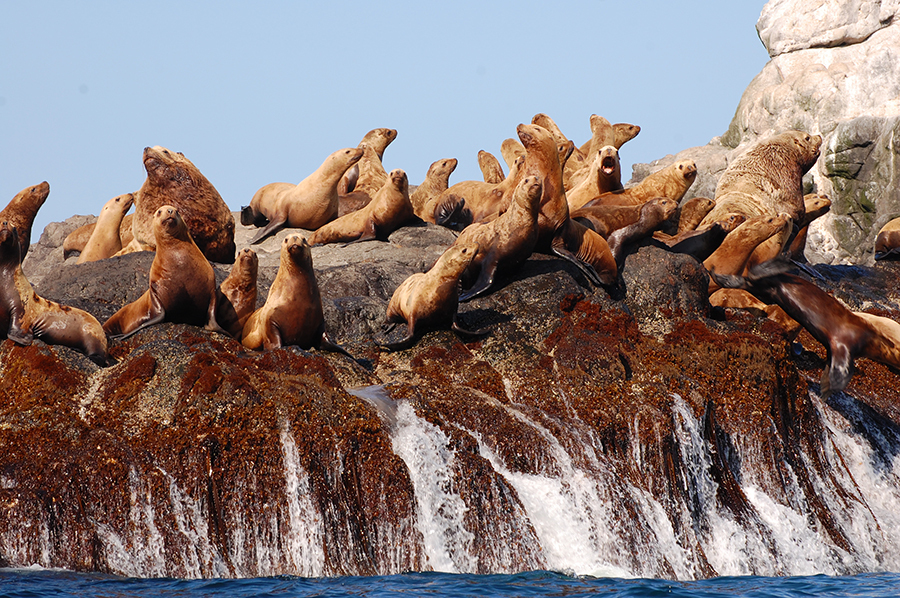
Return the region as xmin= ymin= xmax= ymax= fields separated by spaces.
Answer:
xmin=606 ymin=197 xmax=678 ymax=267
xmin=787 ymin=193 xmax=832 ymax=260
xmin=711 ymin=259 xmax=900 ymax=397
xmin=500 ymin=138 xmax=526 ymax=170
xmin=337 ymin=128 xmax=397 ymax=196
xmin=215 ymin=247 xmax=259 ymax=339
xmin=454 ymin=176 xmax=543 ymax=301
xmin=123 ymin=146 xmax=236 ymax=263
xmin=426 ymin=156 xmax=525 ymax=228
xmin=378 ymin=242 xmax=485 ymax=351
xmin=703 ymin=213 xmax=791 ymax=294
xmin=478 ymin=150 xmax=506 ymax=184
xmin=700 ymin=130 xmax=823 ymax=227
xmin=337 ymin=191 xmax=373 ymax=217
xmin=566 ymin=146 xmax=623 ymax=210
xmin=0 ymin=222 xmax=109 ymax=365
xmin=241 ymin=234 xmax=350 ymax=355
xmin=571 ymin=203 xmax=647 ymax=238
xmin=578 ymin=118 xmax=641 ymax=156
xmin=244 ymin=146 xmax=364 ymax=244
xmin=532 ymin=113 xmax=587 ymax=182
xmin=744 ymin=212 xmax=795 ymax=274
xmin=104 ymin=205 xmax=225 ymax=339
xmin=585 ymin=160 xmax=698 ymax=208
xmin=77 ymin=194 xmax=134 ymax=264
xmin=677 ymin=197 xmax=716 ymax=234
xmin=709 ymin=287 xmax=801 ymax=339
xmin=659 ymin=215 xmax=746 ymax=262
xmin=874 ymin=216 xmax=900 ymax=260
xmin=516 ymin=123 xmax=616 ymax=286
xmin=308 ymin=169 xmax=413 ymax=245
xmin=410 ymin=158 xmax=458 ymax=219
xmin=64 ymin=214 xmax=135 ymax=260
xmin=1 ymin=181 xmax=50 ymax=259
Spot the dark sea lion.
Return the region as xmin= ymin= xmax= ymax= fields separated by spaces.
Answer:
xmin=0 ymin=181 xmax=50 ymax=259
xmin=711 ymin=259 xmax=900 ymax=397
xmin=126 ymin=146 xmax=236 ymax=263
xmin=216 ymin=247 xmax=259 ymax=339
xmin=426 ymin=156 xmax=525 ymax=227
xmin=606 ymin=197 xmax=678 ymax=267
xmin=0 ymin=222 xmax=109 ymax=365
xmin=244 ymin=146 xmax=364 ymax=244
xmin=378 ymin=242 xmax=484 ymax=351
xmin=103 ymin=205 xmax=224 ymax=339
xmin=308 ymin=169 xmax=413 ymax=245
xmin=241 ymin=234 xmax=351 ymax=356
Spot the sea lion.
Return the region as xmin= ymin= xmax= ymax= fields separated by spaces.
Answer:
xmin=410 ymin=158 xmax=458 ymax=219
xmin=215 ymin=247 xmax=259 ymax=339
xmin=677 ymin=197 xmax=716 ymax=234
xmin=64 ymin=214 xmax=135 ymax=260
xmin=426 ymin=156 xmax=525 ymax=228
xmin=308 ymin=169 xmax=413 ymax=245
xmin=744 ymin=211 xmax=795 ymax=274
xmin=103 ymin=205 xmax=224 ymax=339
xmin=453 ymin=176 xmax=543 ymax=301
xmin=711 ymin=259 xmax=900 ymax=397
xmin=516 ymin=123 xmax=616 ymax=286
xmin=378 ymin=242 xmax=484 ymax=351
xmin=788 ymin=194 xmax=831 ymax=260
xmin=241 ymin=234 xmax=350 ymax=355
xmin=708 ymin=287 xmax=801 ymax=339
xmin=874 ymin=216 xmax=900 ymax=260
xmin=703 ymin=213 xmax=791 ymax=294
xmin=565 ymin=146 xmax=623 ymax=210
xmin=584 ymin=160 xmax=698 ymax=208
xmin=700 ymin=130 xmax=823 ymax=227
xmin=478 ymin=150 xmax=506 ymax=184
xmin=531 ymin=113 xmax=587 ymax=182
xmin=125 ymin=146 xmax=236 ymax=263
xmin=606 ymin=197 xmax=678 ymax=267
xmin=244 ymin=146 xmax=364 ymax=244
xmin=337 ymin=191 xmax=373 ymax=217
xmin=1 ymin=181 xmax=50 ymax=259
xmin=337 ymin=128 xmax=397 ymax=196
xmin=578 ymin=117 xmax=641 ymax=156
xmin=0 ymin=222 xmax=109 ymax=365
xmin=571 ymin=203 xmax=649 ymax=238
xmin=77 ymin=194 xmax=134 ymax=263
xmin=659 ymin=215 xmax=746 ymax=262
xmin=500 ymin=138 xmax=526 ymax=170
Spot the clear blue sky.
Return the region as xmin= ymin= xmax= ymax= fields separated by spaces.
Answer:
xmin=1 ymin=1 xmax=769 ymax=238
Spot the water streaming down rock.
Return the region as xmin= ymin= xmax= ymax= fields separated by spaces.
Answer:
xmin=3 ymin=217 xmax=900 ymax=580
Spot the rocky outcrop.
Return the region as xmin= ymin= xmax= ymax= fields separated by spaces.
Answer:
xmin=3 ymin=215 xmax=900 ymax=579
xmin=632 ymin=0 xmax=900 ymax=265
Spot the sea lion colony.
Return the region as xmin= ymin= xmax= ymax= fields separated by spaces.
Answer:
xmin=6 ymin=114 xmax=900 ymax=396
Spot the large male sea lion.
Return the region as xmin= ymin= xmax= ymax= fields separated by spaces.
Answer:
xmin=243 ymin=147 xmax=364 ymax=244
xmin=124 ymin=146 xmax=236 ymax=263
xmin=77 ymin=193 xmax=134 ymax=263
xmin=0 ymin=222 xmax=109 ymax=365
xmin=104 ymin=206 xmax=225 ymax=339
xmin=378 ymin=242 xmax=484 ymax=351
xmin=216 ymin=247 xmax=259 ymax=339
xmin=308 ymin=169 xmax=413 ymax=245
xmin=241 ymin=234 xmax=350 ymax=355
xmin=1 ymin=181 xmax=50 ymax=259
xmin=711 ymin=259 xmax=900 ymax=397
xmin=700 ymin=130 xmax=822 ymax=227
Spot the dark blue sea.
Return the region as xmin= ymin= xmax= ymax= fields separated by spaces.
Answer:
xmin=3 ymin=569 xmax=900 ymax=598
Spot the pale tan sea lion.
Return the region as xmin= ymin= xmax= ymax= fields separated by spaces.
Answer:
xmin=566 ymin=146 xmax=623 ymax=210
xmin=500 ymin=138 xmax=526 ymax=170
xmin=677 ymin=197 xmax=716 ymax=234
xmin=77 ymin=193 xmax=134 ymax=263
xmin=410 ymin=158 xmax=458 ymax=219
xmin=308 ymin=169 xmax=413 ymax=245
xmin=337 ymin=128 xmax=398 ymax=196
xmin=0 ymin=181 xmax=49 ymax=259
xmin=703 ymin=213 xmax=791 ymax=294
xmin=64 ymin=214 xmax=135 ymax=260
xmin=585 ymin=160 xmax=698 ymax=208
xmin=244 ymin=146 xmax=364 ymax=244
xmin=215 ymin=247 xmax=259 ymax=339
xmin=709 ymin=288 xmax=801 ymax=340
xmin=0 ymin=222 xmax=109 ymax=365
xmin=378 ymin=242 xmax=485 ymax=351
xmin=126 ymin=146 xmax=236 ymax=263
xmin=700 ymin=130 xmax=822 ymax=227
xmin=241 ymin=234 xmax=351 ymax=356
xmin=104 ymin=205 xmax=224 ymax=339
xmin=478 ymin=150 xmax=506 ymax=184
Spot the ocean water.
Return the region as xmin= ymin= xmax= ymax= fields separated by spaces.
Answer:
xmin=3 ymin=569 xmax=900 ymax=598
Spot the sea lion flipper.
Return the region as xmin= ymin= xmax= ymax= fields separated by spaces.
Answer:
xmin=451 ymin=317 xmax=491 ymax=338
xmin=7 ymin=322 xmax=33 ymax=346
xmin=822 ymin=345 xmax=854 ymax=398
xmin=249 ymin=218 xmax=287 ymax=245
xmin=459 ymin=259 xmax=499 ymax=302
xmin=550 ymin=242 xmax=602 ymax=286
xmin=318 ymin=333 xmax=356 ymax=360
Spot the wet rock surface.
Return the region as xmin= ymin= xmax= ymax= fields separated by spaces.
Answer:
xmin=2 ymin=215 xmax=900 ymax=579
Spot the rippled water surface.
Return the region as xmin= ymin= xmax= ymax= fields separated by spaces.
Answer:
xmin=4 ymin=569 xmax=900 ymax=598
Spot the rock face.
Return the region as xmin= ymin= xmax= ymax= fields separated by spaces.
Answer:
xmin=3 ymin=215 xmax=900 ymax=579
xmin=632 ymin=0 xmax=900 ymax=265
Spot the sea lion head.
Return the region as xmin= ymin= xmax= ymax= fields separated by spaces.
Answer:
xmin=644 ymin=197 xmax=679 ymax=223
xmin=283 ymin=233 xmax=312 ymax=268
xmin=153 ymin=204 xmax=191 ymax=242
xmin=597 ymin=146 xmax=619 ymax=177
xmin=788 ymin=130 xmax=823 ymax=166
xmin=441 ymin=241 xmax=480 ymax=274
xmin=21 ymin=181 xmax=50 ymax=205
xmin=430 ymin=158 xmax=458 ymax=178
xmin=718 ymin=213 xmax=747 ymax=234
xmin=516 ymin=123 xmax=554 ymax=152
xmin=675 ymin=160 xmax=698 ymax=184
xmin=143 ymin=146 xmax=193 ymax=186
xmin=389 ymin=169 xmax=408 ymax=193
xmin=236 ymin=246 xmax=259 ymax=275
xmin=109 ymin=193 xmax=134 ymax=213
xmin=514 ymin=176 xmax=543 ymax=214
